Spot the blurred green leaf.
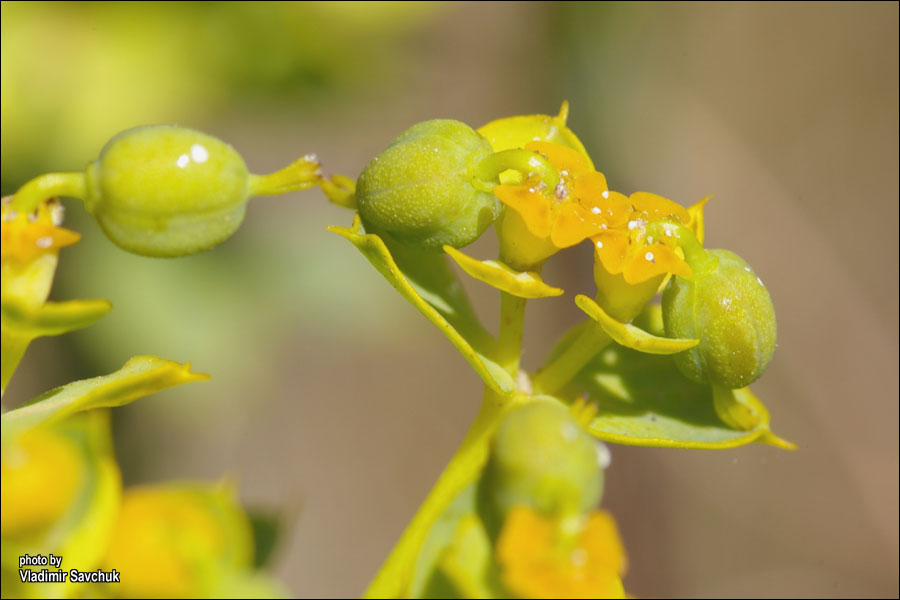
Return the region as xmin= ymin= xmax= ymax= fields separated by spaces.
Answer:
xmin=564 ymin=345 xmax=793 ymax=449
xmin=1 ymin=356 xmax=208 ymax=441
xmin=410 ymin=483 xmax=478 ymax=598
xmin=248 ymin=510 xmax=285 ymax=569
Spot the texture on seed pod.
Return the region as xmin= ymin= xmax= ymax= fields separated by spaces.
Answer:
xmin=663 ymin=249 xmax=777 ymax=389
xmin=481 ymin=401 xmax=603 ymax=522
xmin=356 ymin=119 xmax=501 ymax=249
xmin=84 ymin=125 xmax=251 ymax=257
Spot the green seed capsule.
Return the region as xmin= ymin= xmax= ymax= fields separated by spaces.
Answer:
xmin=10 ymin=125 xmax=321 ymax=258
xmin=662 ymin=249 xmax=777 ymax=389
xmin=481 ymin=401 xmax=603 ymax=520
xmin=355 ymin=119 xmax=501 ymax=249
xmin=84 ymin=125 xmax=251 ymax=257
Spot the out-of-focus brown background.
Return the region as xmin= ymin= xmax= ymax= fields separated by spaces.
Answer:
xmin=3 ymin=2 xmax=897 ymax=597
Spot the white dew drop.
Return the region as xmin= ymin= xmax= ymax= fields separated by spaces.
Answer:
xmin=190 ymin=144 xmax=209 ymax=163
xmin=601 ymin=190 xmax=609 ymax=199
xmin=596 ymin=240 xmax=604 ymax=249
xmin=645 ymin=251 xmax=655 ymax=262
xmin=561 ymin=422 xmax=579 ymax=442
xmin=50 ymin=203 xmax=65 ymax=226
xmin=591 ymin=206 xmax=601 ymax=215
xmin=35 ymin=236 xmax=53 ymax=248
xmin=571 ymin=548 xmax=588 ymax=567
xmin=176 ymin=154 xmax=190 ymax=169
xmin=595 ymin=441 xmax=611 ymax=469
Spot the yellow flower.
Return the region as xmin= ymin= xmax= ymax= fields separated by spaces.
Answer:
xmin=494 ymin=141 xmax=630 ymax=269
xmin=1 ymin=197 xmax=109 ymax=393
xmin=1 ymin=197 xmax=80 ymax=265
xmin=496 ymin=505 xmax=627 ymax=599
xmin=591 ymin=191 xmax=693 ymax=285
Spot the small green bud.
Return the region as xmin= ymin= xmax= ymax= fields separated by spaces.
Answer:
xmin=663 ymin=249 xmax=777 ymax=388
xmin=355 ymin=119 xmax=501 ymax=249
xmin=84 ymin=125 xmax=251 ymax=257
xmin=482 ymin=402 xmax=603 ymax=520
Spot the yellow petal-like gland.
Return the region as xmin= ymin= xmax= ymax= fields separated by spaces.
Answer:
xmin=525 ymin=141 xmax=593 ymax=178
xmin=629 ymin=191 xmax=691 ymax=224
xmin=622 ymin=243 xmax=692 ymax=285
xmin=550 ymin=203 xmax=606 ymax=249
xmin=494 ymin=185 xmax=553 ymax=238
xmin=572 ymin=170 xmax=609 ymax=200
xmin=592 ymin=230 xmax=630 ymax=275
xmin=443 ymin=246 xmax=564 ymax=299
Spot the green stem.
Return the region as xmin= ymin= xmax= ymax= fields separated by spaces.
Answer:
xmin=646 ymin=221 xmax=717 ymax=277
xmin=363 ymin=388 xmax=521 ymax=598
xmin=319 ymin=174 xmax=358 ymax=209
xmin=496 ymin=291 xmax=527 ymax=377
xmin=532 ymin=321 xmax=612 ymax=396
xmin=365 ymin=274 xmax=530 ymax=598
xmin=472 ymin=149 xmax=558 ymax=192
xmin=248 ymin=155 xmax=322 ymax=196
xmin=11 ymin=172 xmax=86 ymax=213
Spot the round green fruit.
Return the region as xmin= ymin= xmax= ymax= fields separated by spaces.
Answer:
xmin=482 ymin=401 xmax=603 ymax=519
xmin=355 ymin=119 xmax=501 ymax=249
xmin=84 ymin=125 xmax=250 ymax=257
xmin=663 ymin=249 xmax=777 ymax=388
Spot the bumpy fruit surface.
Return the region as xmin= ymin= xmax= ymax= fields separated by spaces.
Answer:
xmin=482 ymin=402 xmax=602 ymax=519
xmin=663 ymin=249 xmax=777 ymax=388
xmin=355 ymin=119 xmax=501 ymax=249
xmin=84 ymin=125 xmax=250 ymax=257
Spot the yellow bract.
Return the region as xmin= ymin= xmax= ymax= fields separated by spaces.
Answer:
xmin=496 ymin=506 xmax=627 ymax=599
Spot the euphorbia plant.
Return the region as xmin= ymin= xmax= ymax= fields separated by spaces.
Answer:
xmin=1 ymin=102 xmax=792 ymax=598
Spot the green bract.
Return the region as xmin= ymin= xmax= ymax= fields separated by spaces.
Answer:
xmin=84 ymin=125 xmax=251 ymax=257
xmin=356 ymin=120 xmax=501 ymax=249
xmin=663 ymin=249 xmax=777 ymax=389
xmin=480 ymin=401 xmax=602 ymax=520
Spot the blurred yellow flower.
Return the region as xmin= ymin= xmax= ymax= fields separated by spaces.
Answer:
xmin=496 ymin=505 xmax=627 ymax=599
xmin=0 ymin=427 xmax=83 ymax=537
xmin=105 ymin=483 xmax=254 ymax=599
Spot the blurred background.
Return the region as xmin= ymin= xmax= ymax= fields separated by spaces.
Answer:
xmin=2 ymin=2 xmax=897 ymax=597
